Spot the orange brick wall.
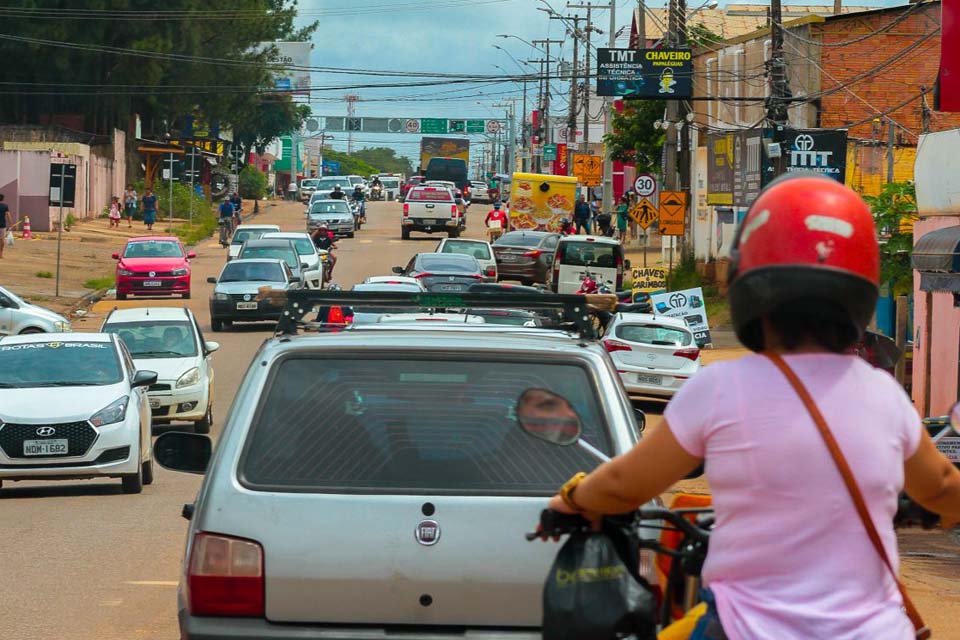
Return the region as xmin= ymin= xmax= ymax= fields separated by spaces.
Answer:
xmin=813 ymin=3 xmax=960 ymax=139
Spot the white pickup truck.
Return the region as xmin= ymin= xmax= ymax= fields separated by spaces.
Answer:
xmin=401 ymin=186 xmax=462 ymax=240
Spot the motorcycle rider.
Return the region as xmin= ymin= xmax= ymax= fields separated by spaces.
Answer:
xmin=484 ymin=201 xmax=507 ymax=241
xmin=352 ymin=184 xmax=366 ymax=223
xmin=559 ymin=219 xmax=574 ymax=236
xmin=329 ymin=185 xmax=346 ymax=200
xmin=543 ymin=174 xmax=960 ymax=639
xmin=310 ymin=224 xmax=337 ymax=276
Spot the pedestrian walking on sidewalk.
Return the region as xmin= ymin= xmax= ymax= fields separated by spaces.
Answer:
xmin=141 ymin=188 xmax=158 ymax=231
xmin=124 ymin=184 xmax=137 ymax=228
xmin=109 ymin=196 xmax=122 ymax=228
xmin=574 ymin=194 xmax=591 ymax=235
xmin=616 ymin=195 xmax=630 ymax=244
xmin=0 ymin=194 xmax=11 ymax=258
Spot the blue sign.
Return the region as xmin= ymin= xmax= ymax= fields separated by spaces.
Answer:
xmin=274 ymin=78 xmax=292 ymax=91
xmin=322 ymin=160 xmax=341 ymax=175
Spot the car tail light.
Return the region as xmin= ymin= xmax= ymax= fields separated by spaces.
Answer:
xmin=402 ymin=204 xmax=409 ymax=217
xmin=451 ymin=204 xmax=459 ymax=217
xmin=603 ymin=339 xmax=632 ymax=353
xmin=187 ymin=533 xmax=264 ymax=617
xmin=522 ymin=250 xmax=542 ymax=258
xmin=484 ymin=266 xmax=497 ymax=277
xmin=413 ymin=272 xmax=434 ymax=279
xmin=673 ymin=348 xmax=700 ymax=361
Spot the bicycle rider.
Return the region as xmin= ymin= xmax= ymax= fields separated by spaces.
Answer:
xmin=543 ymin=174 xmax=960 ymax=639
xmin=217 ymin=198 xmax=235 ymax=245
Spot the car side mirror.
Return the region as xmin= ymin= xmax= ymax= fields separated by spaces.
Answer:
xmin=206 ymin=276 xmax=217 ymax=284
xmin=111 ymin=252 xmax=120 ymax=260
xmin=392 ymin=266 xmax=404 ymax=274
xmin=154 ymin=432 xmax=211 ymax=475
xmin=204 ymin=341 xmax=220 ymax=354
xmin=301 ymin=263 xmax=310 ymax=270
xmin=131 ymin=370 xmax=158 ymax=388
xmin=950 ymin=402 xmax=960 ymax=435
xmin=187 ymin=251 xmax=197 ymax=259
xmin=516 ymin=388 xmax=582 ymax=446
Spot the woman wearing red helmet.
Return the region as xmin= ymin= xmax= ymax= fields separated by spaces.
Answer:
xmin=542 ymin=174 xmax=960 ymax=639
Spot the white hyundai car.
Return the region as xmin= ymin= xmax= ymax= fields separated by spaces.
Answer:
xmin=101 ymin=307 xmax=218 ymax=434
xmin=0 ymin=333 xmax=156 ymax=493
xmin=603 ymin=312 xmax=702 ymax=398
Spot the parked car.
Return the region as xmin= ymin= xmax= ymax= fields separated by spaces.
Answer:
xmin=400 ymin=176 xmax=425 ymax=200
xmin=207 ymin=259 xmax=298 ymax=332
xmin=229 ymin=224 xmax=281 ymax=261
xmin=237 ymin=238 xmax=322 ymax=288
xmin=0 ymin=285 xmax=71 ymax=335
xmin=261 ymin=232 xmax=324 ymax=290
xmin=152 ymin=308 xmax=649 ymax=638
xmin=552 ymin=235 xmax=627 ymax=294
xmin=306 ymin=199 xmax=356 ymax=238
xmin=436 ymin=237 xmax=497 ymax=281
xmin=603 ymin=312 xmax=701 ymax=398
xmin=113 ymin=236 xmax=195 ymax=300
xmin=393 ymin=252 xmax=483 ymax=292
xmin=101 ymin=307 xmax=218 ymax=434
xmin=493 ymin=230 xmax=560 ymax=286
xmin=0 ymin=332 xmax=156 ymax=493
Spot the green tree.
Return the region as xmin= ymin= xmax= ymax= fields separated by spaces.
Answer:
xmin=352 ymin=147 xmax=414 ymax=176
xmin=234 ymin=99 xmax=312 ymax=156
xmin=864 ymin=181 xmax=917 ymax=295
xmin=319 ymin=150 xmax=378 ymax=177
xmin=238 ymin=165 xmax=268 ymax=199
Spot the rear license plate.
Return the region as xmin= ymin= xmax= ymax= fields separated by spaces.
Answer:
xmin=500 ymin=254 xmax=519 ymax=262
xmin=936 ymin=436 xmax=960 ymax=463
xmin=143 ymin=280 xmax=162 ymax=287
xmin=24 ymin=439 xmax=69 ymax=456
xmin=635 ymin=374 xmax=663 ymax=386
xmin=423 ymin=219 xmax=438 ymax=225
xmin=149 ymin=399 xmax=161 ymax=409
xmin=437 ymin=284 xmax=463 ymax=292
xmin=236 ymin=302 xmax=258 ymax=310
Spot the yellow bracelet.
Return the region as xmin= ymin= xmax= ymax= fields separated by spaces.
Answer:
xmin=560 ymin=472 xmax=587 ymax=512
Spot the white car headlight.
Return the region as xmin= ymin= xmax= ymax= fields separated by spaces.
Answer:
xmin=53 ymin=320 xmax=72 ymax=332
xmin=214 ymin=292 xmax=229 ymax=301
xmin=90 ymin=396 xmax=129 ymax=428
xmin=176 ymin=367 xmax=201 ymax=389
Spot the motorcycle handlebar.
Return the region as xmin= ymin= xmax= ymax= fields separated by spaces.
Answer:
xmin=526 ymin=507 xmax=712 ymax=542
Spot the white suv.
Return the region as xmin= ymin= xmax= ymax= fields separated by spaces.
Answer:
xmin=0 ymin=333 xmax=156 ymax=493
xmin=101 ymin=307 xmax=218 ymax=433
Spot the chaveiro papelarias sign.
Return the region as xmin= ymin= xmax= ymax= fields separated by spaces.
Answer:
xmin=597 ymin=48 xmax=693 ymax=98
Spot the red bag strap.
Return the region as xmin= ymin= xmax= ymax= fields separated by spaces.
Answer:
xmin=765 ymin=352 xmax=930 ymax=640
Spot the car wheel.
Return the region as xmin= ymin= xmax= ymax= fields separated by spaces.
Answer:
xmin=211 ymin=318 xmax=223 ymax=332
xmin=142 ymin=458 xmax=154 ymax=486
xmin=448 ymin=229 xmax=460 ymax=238
xmin=195 ymin=405 xmax=212 ymax=435
xmin=401 ymin=228 xmax=410 ymax=240
xmin=117 ymin=292 xmax=127 ymax=301
xmin=19 ymin=327 xmax=44 ymax=334
xmin=183 ymin=291 xmax=191 ymax=300
xmin=121 ymin=461 xmax=143 ymax=494
xmin=347 ymin=232 xmax=355 ymax=238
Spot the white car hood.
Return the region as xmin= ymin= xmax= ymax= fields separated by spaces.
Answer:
xmin=0 ymin=384 xmax=128 ymax=423
xmin=131 ymin=356 xmax=197 ymax=384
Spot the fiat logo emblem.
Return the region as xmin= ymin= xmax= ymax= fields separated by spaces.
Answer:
xmin=36 ymin=426 xmax=56 ymax=437
xmin=148 ymin=271 xmax=156 ymax=277
xmin=415 ymin=520 xmax=440 ymax=546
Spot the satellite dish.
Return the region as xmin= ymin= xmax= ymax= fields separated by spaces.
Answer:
xmin=306 ymin=118 xmax=319 ymax=132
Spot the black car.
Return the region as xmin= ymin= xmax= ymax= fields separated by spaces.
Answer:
xmin=493 ymin=231 xmax=560 ymax=286
xmin=393 ymin=253 xmax=483 ymax=293
xmin=207 ymin=259 xmax=298 ymax=332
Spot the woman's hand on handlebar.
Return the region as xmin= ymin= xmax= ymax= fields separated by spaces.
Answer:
xmin=536 ymin=496 xmax=602 ymax=540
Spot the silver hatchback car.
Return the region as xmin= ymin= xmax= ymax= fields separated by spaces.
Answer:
xmin=156 ymin=316 xmax=646 ymax=639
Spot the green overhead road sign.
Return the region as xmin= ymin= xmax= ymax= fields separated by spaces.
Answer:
xmin=449 ymin=120 xmax=466 ymax=133
xmin=421 ymin=118 xmax=448 ymax=134
xmin=543 ymin=144 xmax=558 ymax=162
xmin=467 ymin=120 xmax=486 ymax=133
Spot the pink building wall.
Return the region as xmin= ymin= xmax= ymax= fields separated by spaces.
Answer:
xmin=912 ymin=215 xmax=960 ymax=416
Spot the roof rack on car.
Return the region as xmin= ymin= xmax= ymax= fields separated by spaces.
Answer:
xmin=269 ymin=290 xmax=617 ymax=339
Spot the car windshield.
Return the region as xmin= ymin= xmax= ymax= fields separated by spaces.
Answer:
xmin=617 ymin=324 xmax=693 ymax=347
xmin=104 ymin=320 xmax=198 ymax=358
xmin=316 ymin=178 xmax=351 ymax=189
xmin=496 ymin=232 xmax=545 ymax=248
xmin=556 ymin=241 xmax=618 ymax=268
xmin=0 ymin=341 xmax=122 ymax=388
xmin=381 ymin=178 xmax=401 ymax=188
xmin=310 ymin=202 xmax=351 ymax=214
xmin=440 ymin=240 xmax=491 ymax=260
xmin=123 ymin=240 xmax=183 ymax=258
xmin=219 ymin=261 xmax=286 ymax=283
xmin=0 ymin=286 xmax=24 ymax=307
xmin=420 ymin=255 xmax=479 ymax=273
xmin=240 ymin=246 xmax=298 ymax=269
xmin=231 ymin=228 xmax=271 ymax=245
xmin=289 ymin=238 xmax=315 ymax=255
xmin=239 ymin=358 xmax=611 ymax=493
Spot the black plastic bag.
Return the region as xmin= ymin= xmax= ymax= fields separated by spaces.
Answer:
xmin=542 ymin=527 xmax=657 ymax=640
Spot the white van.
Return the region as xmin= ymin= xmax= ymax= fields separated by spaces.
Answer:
xmin=551 ymin=235 xmax=627 ymax=294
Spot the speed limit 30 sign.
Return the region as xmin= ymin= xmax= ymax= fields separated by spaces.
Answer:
xmin=634 ymin=173 xmax=658 ymax=199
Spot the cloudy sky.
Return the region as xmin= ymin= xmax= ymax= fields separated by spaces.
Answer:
xmin=293 ymin=0 xmax=909 ymax=162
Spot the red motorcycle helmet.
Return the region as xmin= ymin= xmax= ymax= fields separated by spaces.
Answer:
xmin=728 ymin=173 xmax=880 ymax=352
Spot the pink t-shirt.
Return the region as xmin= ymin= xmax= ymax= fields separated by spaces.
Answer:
xmin=665 ymin=353 xmax=921 ymax=640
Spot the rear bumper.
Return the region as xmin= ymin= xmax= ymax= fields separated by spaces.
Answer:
xmin=616 ymin=366 xmax=692 ymax=398
xmin=404 ymin=218 xmax=458 ymax=233
xmin=180 ymin=613 xmax=540 ymax=640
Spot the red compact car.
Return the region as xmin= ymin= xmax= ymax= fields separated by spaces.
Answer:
xmin=113 ymin=236 xmax=195 ymax=300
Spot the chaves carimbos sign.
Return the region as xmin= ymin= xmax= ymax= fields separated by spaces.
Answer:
xmin=596 ymin=48 xmax=692 ymax=98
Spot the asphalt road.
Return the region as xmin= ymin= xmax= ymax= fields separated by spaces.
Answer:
xmin=2 ymin=198 xmax=495 ymax=640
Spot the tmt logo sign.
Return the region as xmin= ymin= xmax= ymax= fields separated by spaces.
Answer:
xmin=789 ymin=134 xmax=833 ymax=168
xmin=610 ymin=50 xmax=638 ymax=62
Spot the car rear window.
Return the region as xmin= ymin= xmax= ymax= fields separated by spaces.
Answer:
xmin=420 ymin=255 xmax=479 ymax=273
xmin=240 ymin=358 xmax=612 ymax=494
xmin=441 ymin=240 xmax=491 ymax=260
xmin=240 ymin=246 xmax=297 ymax=269
xmin=556 ymin=241 xmax=619 ymax=268
xmin=232 ymin=229 xmax=270 ymax=245
xmin=616 ymin=324 xmax=693 ymax=347
xmin=219 ymin=261 xmax=285 ymax=283
xmin=407 ymin=188 xmax=453 ymax=202
xmin=311 ymin=202 xmax=351 ymax=214
xmin=496 ymin=232 xmax=545 ymax=248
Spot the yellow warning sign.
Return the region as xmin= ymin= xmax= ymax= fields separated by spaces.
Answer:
xmin=658 ymin=190 xmax=687 ymax=236
xmin=629 ymin=198 xmax=658 ymax=229
xmin=572 ymin=154 xmax=602 ymax=187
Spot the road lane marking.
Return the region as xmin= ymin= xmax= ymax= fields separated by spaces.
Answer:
xmin=358 ymin=239 xmax=373 ymax=244
xmin=124 ymin=580 xmax=179 ymax=587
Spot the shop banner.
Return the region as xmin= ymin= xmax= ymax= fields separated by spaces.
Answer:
xmin=764 ymin=129 xmax=848 ymax=184
xmin=597 ymin=48 xmax=693 ymax=98
xmin=707 ymin=132 xmax=734 ymax=205
xmin=650 ymin=287 xmax=712 ymax=346
xmin=733 ymin=129 xmax=763 ymax=207
xmin=631 ymin=267 xmax=667 ymax=300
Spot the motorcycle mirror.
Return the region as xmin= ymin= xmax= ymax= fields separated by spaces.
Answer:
xmin=950 ymin=402 xmax=960 ymax=435
xmin=516 ymin=388 xmax=582 ymax=447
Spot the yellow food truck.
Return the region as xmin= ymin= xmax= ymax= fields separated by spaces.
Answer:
xmin=508 ymin=173 xmax=578 ymax=232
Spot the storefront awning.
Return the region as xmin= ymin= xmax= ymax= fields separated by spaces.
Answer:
xmin=913 ymin=225 xmax=960 ymax=292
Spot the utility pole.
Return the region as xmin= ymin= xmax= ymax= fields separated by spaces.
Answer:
xmin=547 ymin=13 xmax=582 ymax=172
xmin=766 ymin=0 xmax=792 ymax=179
xmin=601 ymin=1 xmax=617 ymax=217
xmin=533 ymin=39 xmax=564 ymax=149
xmin=636 ymin=0 xmax=646 ymax=47
xmin=527 ymin=58 xmax=547 ymax=172
xmin=886 ymin=120 xmax=895 ymax=183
